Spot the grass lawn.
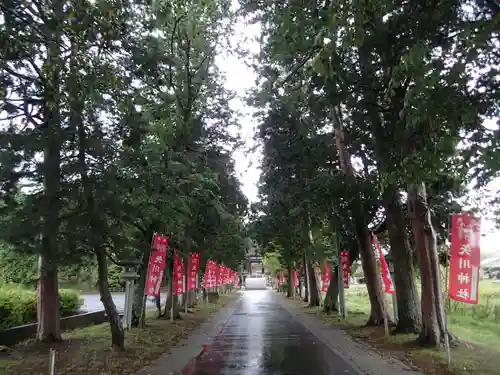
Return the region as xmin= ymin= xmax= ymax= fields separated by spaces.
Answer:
xmin=309 ymin=280 xmax=500 ymax=375
xmin=0 ymin=293 xmax=237 ymax=375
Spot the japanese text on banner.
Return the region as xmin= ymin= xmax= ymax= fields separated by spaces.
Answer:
xmin=278 ymin=270 xmax=286 ymax=286
xmin=341 ymin=251 xmax=350 ymax=289
xmin=204 ymin=260 xmax=217 ymax=289
xmin=188 ymin=253 xmax=200 ymax=291
xmin=321 ymin=263 xmax=332 ymax=292
xmin=449 ymin=214 xmax=481 ymax=304
xmin=145 ymin=234 xmax=168 ymax=296
xmin=173 ymin=250 xmax=185 ymax=296
xmin=292 ymin=269 xmax=299 ymax=289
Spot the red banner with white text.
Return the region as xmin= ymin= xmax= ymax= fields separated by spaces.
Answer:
xmin=321 ymin=263 xmax=332 ymax=292
xmin=173 ymin=250 xmax=185 ymax=296
xmin=187 ymin=253 xmax=200 ymax=291
xmin=204 ymin=260 xmax=217 ymax=289
xmin=278 ymin=270 xmax=285 ymax=286
xmin=145 ymin=234 xmax=168 ymax=296
xmin=292 ymin=269 xmax=299 ymax=289
xmin=371 ymin=232 xmax=395 ymax=294
xmin=340 ymin=251 xmax=350 ymax=289
xmin=449 ymin=214 xmax=481 ymax=304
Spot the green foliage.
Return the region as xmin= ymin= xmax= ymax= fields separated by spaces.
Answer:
xmin=0 ymin=0 xmax=249 ymax=300
xmin=0 ymin=284 xmax=82 ymax=330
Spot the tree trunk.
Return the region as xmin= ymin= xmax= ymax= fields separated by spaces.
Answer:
xmin=74 ymin=69 xmax=124 ymax=348
xmin=96 ymin=247 xmax=125 ymax=350
xmin=287 ymin=263 xmax=293 ymax=298
xmin=303 ymin=252 xmax=309 ymax=303
xmin=331 ymin=106 xmax=390 ymax=325
xmin=323 ymin=266 xmax=340 ymax=313
xmin=132 ymin=250 xmax=148 ymax=326
xmin=385 ymin=188 xmax=421 ymax=333
xmin=37 ymin=1 xmax=64 ymax=342
xmin=408 ymin=182 xmax=450 ymax=346
xmin=164 ymin=258 xmax=181 ymax=319
xmin=36 ymin=255 xmax=61 ymax=342
xmin=306 ymin=262 xmax=320 ymax=306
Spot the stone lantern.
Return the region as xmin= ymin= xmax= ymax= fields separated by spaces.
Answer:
xmin=121 ymin=260 xmax=141 ymax=330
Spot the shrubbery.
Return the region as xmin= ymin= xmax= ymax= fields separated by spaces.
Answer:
xmin=0 ymin=284 xmax=83 ymax=330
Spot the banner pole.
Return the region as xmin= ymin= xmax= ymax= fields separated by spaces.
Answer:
xmin=184 ymin=253 xmax=188 ymax=314
xmin=444 ymin=214 xmax=452 ymax=367
xmin=140 ymin=232 xmax=156 ymax=327
xmin=171 ymin=250 xmax=175 ymax=322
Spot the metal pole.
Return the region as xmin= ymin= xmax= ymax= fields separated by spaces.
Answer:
xmin=443 ymin=214 xmax=452 ymax=366
xmin=171 ymin=263 xmax=175 ymax=322
xmin=389 ymin=266 xmax=398 ymax=323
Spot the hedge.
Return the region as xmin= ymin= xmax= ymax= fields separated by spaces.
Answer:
xmin=0 ymin=284 xmax=83 ymax=330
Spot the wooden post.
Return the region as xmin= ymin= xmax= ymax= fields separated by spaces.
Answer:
xmin=49 ymin=349 xmax=56 ymax=375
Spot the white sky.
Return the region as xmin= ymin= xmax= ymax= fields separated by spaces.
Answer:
xmin=215 ymin=9 xmax=500 ymax=257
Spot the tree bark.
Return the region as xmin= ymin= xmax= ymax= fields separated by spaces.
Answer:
xmin=164 ymin=257 xmax=181 ymax=319
xmin=74 ymin=59 xmax=124 ymax=348
xmin=303 ymin=252 xmax=309 ymax=303
xmin=287 ymin=263 xmax=293 ymax=298
xmin=331 ymin=106 xmax=390 ymax=325
xmin=408 ymin=182 xmax=450 ymax=346
xmin=385 ymin=188 xmax=422 ymax=333
xmin=36 ymin=256 xmax=61 ymax=342
xmin=96 ymin=247 xmax=125 ymax=350
xmin=37 ymin=0 xmax=64 ymax=342
xmin=132 ymin=250 xmax=148 ymax=326
xmin=306 ymin=262 xmax=320 ymax=306
xmin=323 ymin=265 xmax=340 ymax=313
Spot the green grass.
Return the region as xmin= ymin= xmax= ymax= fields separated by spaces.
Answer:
xmin=314 ymin=280 xmax=500 ymax=375
xmin=0 ymin=293 xmax=237 ymax=375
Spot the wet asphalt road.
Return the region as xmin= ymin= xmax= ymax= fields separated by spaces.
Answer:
xmin=178 ymin=290 xmax=357 ymax=375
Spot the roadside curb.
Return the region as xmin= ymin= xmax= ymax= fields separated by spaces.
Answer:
xmin=135 ymin=293 xmax=241 ymax=375
xmin=277 ymin=293 xmax=422 ymax=375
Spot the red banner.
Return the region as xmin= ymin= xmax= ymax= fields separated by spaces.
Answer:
xmin=145 ymin=234 xmax=168 ymax=296
xmin=173 ymin=250 xmax=185 ymax=296
xmin=204 ymin=260 xmax=217 ymax=289
xmin=233 ymin=271 xmax=239 ymax=287
xmin=321 ymin=263 xmax=332 ymax=292
xmin=187 ymin=253 xmax=200 ymax=291
xmin=278 ymin=270 xmax=285 ymax=286
xmin=371 ymin=232 xmax=395 ymax=294
xmin=215 ymin=264 xmax=221 ymax=286
xmin=221 ymin=266 xmax=229 ymax=284
xmin=292 ymin=269 xmax=299 ymax=288
xmin=449 ymin=214 xmax=481 ymax=304
xmin=341 ymin=251 xmax=350 ymax=289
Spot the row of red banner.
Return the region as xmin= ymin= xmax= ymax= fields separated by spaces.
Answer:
xmin=204 ymin=260 xmax=239 ymax=289
xmin=275 ymin=214 xmax=482 ymax=306
xmin=144 ymin=233 xmax=239 ymax=297
xmin=276 ymin=234 xmax=390 ymax=294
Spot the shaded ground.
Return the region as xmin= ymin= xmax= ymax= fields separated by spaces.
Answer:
xmin=0 ymin=294 xmax=236 ymax=375
xmin=174 ymin=290 xmax=357 ymax=374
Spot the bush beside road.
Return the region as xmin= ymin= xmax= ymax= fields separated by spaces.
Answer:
xmin=0 ymin=284 xmax=82 ymax=330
